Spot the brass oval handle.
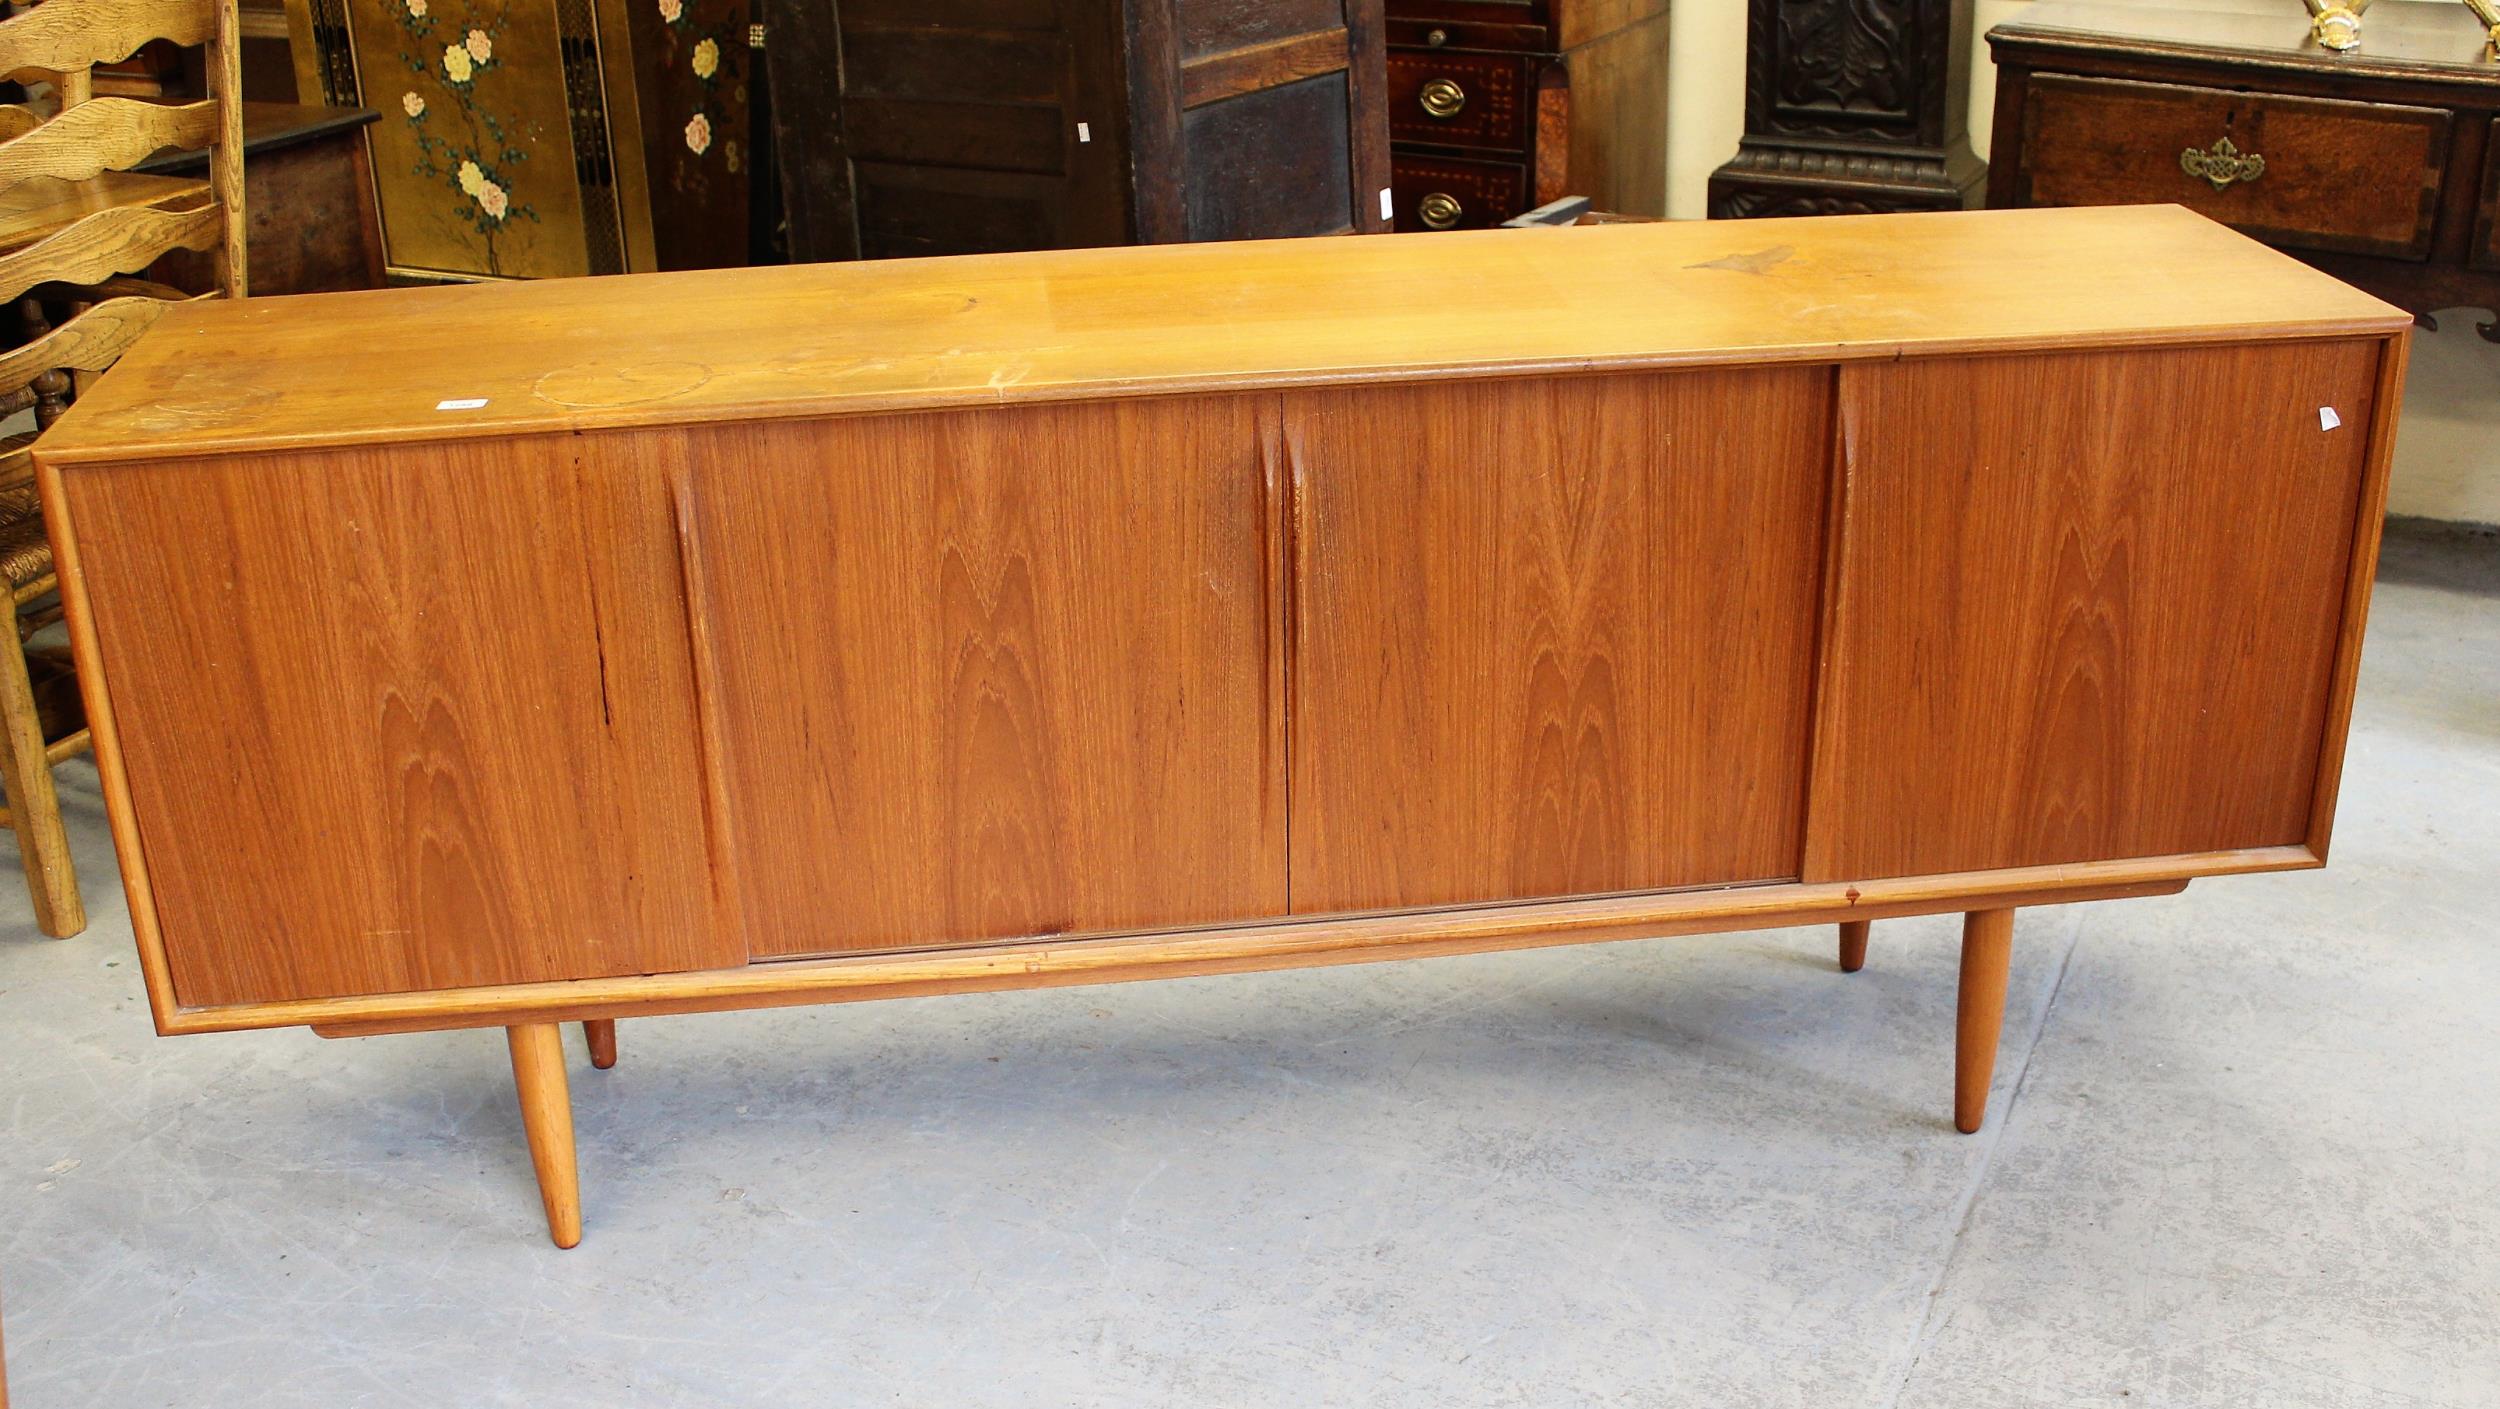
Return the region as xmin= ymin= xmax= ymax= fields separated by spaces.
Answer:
xmin=1419 ymin=77 xmax=1467 ymax=119
xmin=1425 ymin=26 xmax=1449 ymax=47
xmin=1418 ymin=191 xmax=1463 ymax=229
xmin=2180 ymin=136 xmax=2264 ymax=191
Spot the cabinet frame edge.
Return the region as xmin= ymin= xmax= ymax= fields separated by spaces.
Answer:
xmin=34 ymin=453 xmax=184 ymax=1034
xmin=2305 ymin=328 xmax=2412 ymax=861
xmin=165 ymin=844 xmax=2327 ymax=1039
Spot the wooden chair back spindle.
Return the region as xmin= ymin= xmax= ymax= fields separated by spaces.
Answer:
xmin=0 ymin=0 xmax=243 ymax=301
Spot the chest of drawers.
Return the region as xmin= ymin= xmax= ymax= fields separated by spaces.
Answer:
xmin=1989 ymin=0 xmax=2500 ymax=333
xmin=1381 ymin=0 xmax=1668 ymax=229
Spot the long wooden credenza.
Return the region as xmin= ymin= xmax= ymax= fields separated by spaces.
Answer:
xmin=36 ymin=205 xmax=2409 ymax=1247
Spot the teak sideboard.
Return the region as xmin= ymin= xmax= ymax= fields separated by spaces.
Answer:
xmin=37 ymin=206 xmax=2410 ymax=1248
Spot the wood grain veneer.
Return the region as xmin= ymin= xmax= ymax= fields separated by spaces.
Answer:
xmin=33 ymin=206 xmax=2403 ymax=468
xmin=1805 ymin=339 xmax=2385 ymax=881
xmin=682 ymin=398 xmax=1285 ymax=956
xmin=1287 ymin=368 xmax=1829 ymax=913
xmin=58 ymin=436 xmax=735 ymax=1006
xmin=2015 ymin=75 xmax=2449 ymax=260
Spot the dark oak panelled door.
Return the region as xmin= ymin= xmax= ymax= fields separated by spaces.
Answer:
xmin=1806 ymin=340 xmax=2385 ymax=881
xmin=767 ymin=0 xmax=1137 ymax=261
xmin=1285 ymin=369 xmax=1833 ymax=916
xmin=690 ymin=396 xmax=1286 ymax=957
xmin=1149 ymin=0 xmax=1392 ymax=241
xmin=60 ymin=438 xmax=735 ymax=1007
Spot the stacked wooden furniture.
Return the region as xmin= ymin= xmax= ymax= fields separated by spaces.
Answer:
xmin=767 ymin=0 xmax=1392 ymax=260
xmin=1987 ymin=0 xmax=2500 ymax=335
xmin=1380 ymin=0 xmax=1669 ymax=230
xmin=38 ymin=205 xmax=2407 ymax=1247
xmin=0 ymin=0 xmax=244 ymax=939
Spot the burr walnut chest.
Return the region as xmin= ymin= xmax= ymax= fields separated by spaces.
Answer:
xmin=36 ymin=205 xmax=2409 ymax=1246
xmin=1988 ymin=0 xmax=2500 ymax=333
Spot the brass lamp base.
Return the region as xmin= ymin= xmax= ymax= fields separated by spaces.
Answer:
xmin=2306 ymin=0 xmax=2369 ymax=51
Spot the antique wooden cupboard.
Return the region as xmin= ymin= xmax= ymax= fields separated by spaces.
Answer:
xmin=37 ymin=206 xmax=2408 ymax=1247
xmin=766 ymin=0 xmax=1393 ymax=261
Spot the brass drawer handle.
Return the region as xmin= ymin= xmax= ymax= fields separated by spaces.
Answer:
xmin=1418 ymin=192 xmax=1463 ymax=229
xmin=2180 ymin=136 xmax=2265 ymax=190
xmin=1419 ymin=77 xmax=1467 ymax=119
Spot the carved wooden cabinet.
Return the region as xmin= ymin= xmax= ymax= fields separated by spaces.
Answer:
xmin=1987 ymin=0 xmax=2500 ymax=335
xmin=39 ymin=206 xmax=2407 ymax=1247
xmin=766 ymin=0 xmax=1392 ymax=261
xmin=1709 ymin=0 xmax=1984 ymax=217
xmin=1381 ymin=0 xmax=1670 ymax=230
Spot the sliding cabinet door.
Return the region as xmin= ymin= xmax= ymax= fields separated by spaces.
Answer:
xmin=690 ymin=396 xmax=1286 ymax=956
xmin=1806 ymin=339 xmax=2387 ymax=881
xmin=1287 ymin=369 xmax=1833 ymax=916
xmin=62 ymin=436 xmax=735 ymax=1006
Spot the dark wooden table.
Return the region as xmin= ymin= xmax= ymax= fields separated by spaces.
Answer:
xmin=1988 ymin=0 xmax=2500 ymax=335
xmin=138 ymin=101 xmax=384 ymax=296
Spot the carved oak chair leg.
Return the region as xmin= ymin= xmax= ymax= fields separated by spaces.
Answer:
xmin=1838 ymin=919 xmax=1870 ymax=973
xmin=1954 ymin=908 xmax=2016 ymax=1134
xmin=584 ymin=1019 xmax=616 ymax=1070
xmin=506 ymin=1023 xmax=582 ymax=1248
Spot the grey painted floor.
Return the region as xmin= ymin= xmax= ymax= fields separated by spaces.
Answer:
xmin=3 ymin=528 xmax=2495 ymax=1409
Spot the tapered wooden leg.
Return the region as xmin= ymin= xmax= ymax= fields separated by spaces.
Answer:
xmin=584 ymin=1019 xmax=617 ymax=1070
xmin=1837 ymin=920 xmax=1870 ymax=973
xmin=506 ymin=1023 xmax=582 ymax=1248
xmin=1954 ymin=908 xmax=2016 ymax=1134
xmin=0 ymin=635 xmax=81 ymax=938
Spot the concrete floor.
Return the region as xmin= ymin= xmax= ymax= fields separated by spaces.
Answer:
xmin=2 ymin=527 xmax=2494 ymax=1409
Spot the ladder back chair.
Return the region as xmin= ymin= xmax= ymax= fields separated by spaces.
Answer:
xmin=0 ymin=0 xmax=244 ymax=937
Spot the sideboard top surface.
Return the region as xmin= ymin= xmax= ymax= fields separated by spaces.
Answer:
xmin=41 ymin=204 xmax=2405 ymax=465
